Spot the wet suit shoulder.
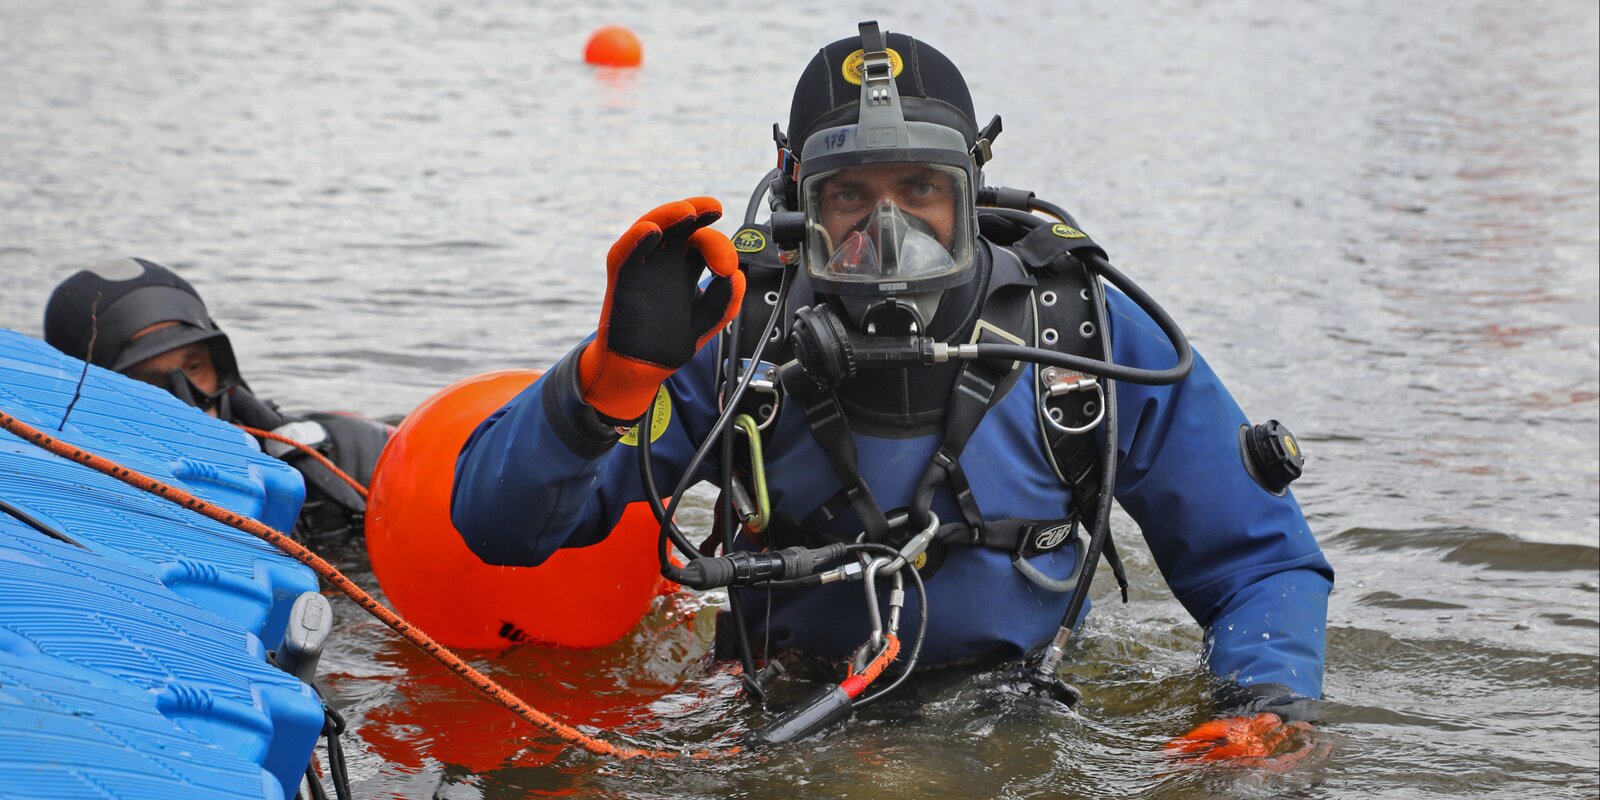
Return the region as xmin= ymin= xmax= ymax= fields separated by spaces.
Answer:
xmin=1104 ymin=287 xmax=1333 ymax=709
xmin=451 ymin=338 xmax=725 ymax=567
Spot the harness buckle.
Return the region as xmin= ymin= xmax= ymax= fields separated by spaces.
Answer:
xmin=1010 ymin=519 xmax=1088 ymax=594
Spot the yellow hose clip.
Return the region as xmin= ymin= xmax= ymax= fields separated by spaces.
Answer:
xmin=733 ymin=414 xmax=770 ymax=534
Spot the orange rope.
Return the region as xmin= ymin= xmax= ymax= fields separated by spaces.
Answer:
xmin=236 ymin=425 xmax=368 ymax=500
xmin=856 ymin=634 xmax=901 ymax=684
xmin=840 ymin=633 xmax=901 ymax=698
xmin=0 ymin=409 xmax=728 ymax=760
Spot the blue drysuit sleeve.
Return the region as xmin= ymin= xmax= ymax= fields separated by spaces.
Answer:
xmin=1105 ymin=291 xmax=1333 ymax=701
xmin=449 ymin=340 xmax=721 ymax=567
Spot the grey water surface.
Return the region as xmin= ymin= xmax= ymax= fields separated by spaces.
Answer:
xmin=2 ymin=1 xmax=1596 ymax=798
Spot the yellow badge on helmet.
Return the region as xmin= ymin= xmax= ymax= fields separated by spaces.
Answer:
xmin=841 ymin=48 xmax=905 ymax=86
xmin=618 ymin=386 xmax=672 ymax=447
xmin=732 ymin=228 xmax=767 ymax=253
xmin=1051 ymin=223 xmax=1087 ymax=239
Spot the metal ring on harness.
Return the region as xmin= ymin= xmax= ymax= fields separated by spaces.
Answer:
xmin=1041 ymin=372 xmax=1106 ymax=436
xmin=1011 ymin=523 xmax=1088 ymax=593
xmin=718 ymin=359 xmax=782 ymax=430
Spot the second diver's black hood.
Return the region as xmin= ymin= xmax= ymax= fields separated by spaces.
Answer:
xmin=43 ymin=257 xmax=242 ymax=382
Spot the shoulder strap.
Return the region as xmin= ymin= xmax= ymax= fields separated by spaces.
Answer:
xmin=1004 ymin=214 xmax=1132 ymax=602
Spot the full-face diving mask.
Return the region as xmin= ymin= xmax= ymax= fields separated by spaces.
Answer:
xmin=803 ymin=166 xmax=973 ymax=289
xmin=795 ymin=22 xmax=979 ymax=323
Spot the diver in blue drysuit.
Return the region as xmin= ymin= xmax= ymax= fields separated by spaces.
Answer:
xmin=450 ymin=24 xmax=1332 ymax=743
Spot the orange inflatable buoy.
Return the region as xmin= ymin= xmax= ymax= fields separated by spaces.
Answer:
xmin=584 ymin=25 xmax=642 ymax=67
xmin=366 ymin=370 xmax=669 ymax=650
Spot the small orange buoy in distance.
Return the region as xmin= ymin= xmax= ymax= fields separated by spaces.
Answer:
xmin=584 ymin=25 xmax=642 ymax=67
xmin=366 ymin=370 xmax=668 ymax=650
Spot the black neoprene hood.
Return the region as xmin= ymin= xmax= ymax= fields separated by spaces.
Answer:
xmin=786 ymin=31 xmax=978 ymax=153
xmin=43 ymin=257 xmax=231 ymax=372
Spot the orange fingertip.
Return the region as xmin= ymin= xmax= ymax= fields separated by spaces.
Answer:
xmin=681 ymin=195 xmax=723 ymax=220
xmin=637 ymin=199 xmax=701 ymax=231
xmin=607 ymin=220 xmax=664 ymax=271
xmin=688 ymin=227 xmax=739 ymax=276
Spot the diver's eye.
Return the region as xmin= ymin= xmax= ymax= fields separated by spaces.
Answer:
xmin=823 ymin=185 xmax=867 ymax=213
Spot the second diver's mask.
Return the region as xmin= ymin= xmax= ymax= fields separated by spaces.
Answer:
xmin=794 ymin=22 xmax=979 ymax=335
xmin=155 ymin=364 xmax=239 ymax=418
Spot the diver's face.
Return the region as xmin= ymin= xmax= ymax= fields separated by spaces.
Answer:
xmin=125 ymin=322 xmax=222 ymax=416
xmin=816 ymin=163 xmax=957 ymax=249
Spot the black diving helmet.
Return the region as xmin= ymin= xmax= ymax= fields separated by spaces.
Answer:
xmin=793 ymin=22 xmax=979 ymax=333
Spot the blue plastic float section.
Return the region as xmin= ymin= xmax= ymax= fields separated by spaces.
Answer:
xmin=0 ymin=329 xmax=325 ymax=799
xmin=0 ymin=329 xmax=311 ymax=650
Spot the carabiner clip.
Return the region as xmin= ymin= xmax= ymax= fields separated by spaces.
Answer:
xmin=732 ymin=414 xmax=771 ymax=534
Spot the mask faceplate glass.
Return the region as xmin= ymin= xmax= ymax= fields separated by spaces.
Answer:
xmin=801 ymin=162 xmax=973 ymax=292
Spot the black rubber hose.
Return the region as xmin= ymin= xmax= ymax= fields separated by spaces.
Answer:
xmin=719 ymin=314 xmax=763 ymax=692
xmin=969 ymin=252 xmax=1191 ymax=386
xmin=303 ymin=763 xmax=328 ymax=800
xmin=663 ymin=265 xmax=792 ymax=515
xmin=641 ymin=265 xmax=794 ymax=574
xmin=744 ymin=168 xmax=780 ymax=226
xmin=322 ymin=706 xmax=354 ymax=800
xmin=639 ymin=409 xmax=702 ymax=568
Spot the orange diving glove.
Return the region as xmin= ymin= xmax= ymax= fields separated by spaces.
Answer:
xmin=578 ymin=197 xmax=745 ymax=423
xmin=1164 ymin=712 xmax=1314 ymax=765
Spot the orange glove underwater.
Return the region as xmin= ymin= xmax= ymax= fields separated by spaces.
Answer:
xmin=1164 ymin=712 xmax=1315 ymax=766
xmin=578 ymin=197 xmax=745 ymax=423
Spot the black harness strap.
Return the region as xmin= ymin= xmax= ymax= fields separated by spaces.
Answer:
xmin=794 ymin=389 xmax=892 ymax=543
xmin=929 ymin=358 xmax=1008 ymax=536
xmin=932 ymin=518 xmax=1078 ymax=557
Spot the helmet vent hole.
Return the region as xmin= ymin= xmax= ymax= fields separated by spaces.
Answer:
xmin=1079 ymin=321 xmax=1096 ymax=338
xmin=764 ymin=291 xmax=779 ymax=305
xmin=1048 ymin=406 xmax=1064 ymax=423
xmin=1041 ymin=328 xmax=1059 ymax=345
xmin=1040 ymin=290 xmax=1058 ymax=307
xmin=1080 ymin=288 xmax=1091 ymax=301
